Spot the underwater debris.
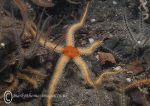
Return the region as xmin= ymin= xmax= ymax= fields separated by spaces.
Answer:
xmin=98 ymin=52 xmax=116 ymax=65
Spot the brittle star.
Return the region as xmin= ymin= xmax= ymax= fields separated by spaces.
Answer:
xmin=13 ymin=0 xmax=122 ymax=105
xmin=36 ymin=2 xmax=121 ymax=106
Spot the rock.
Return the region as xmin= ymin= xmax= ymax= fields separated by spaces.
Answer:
xmin=113 ymin=66 xmax=122 ymax=71
xmin=112 ymin=1 xmax=117 ymax=5
xmin=125 ymin=59 xmax=144 ymax=74
xmin=126 ymin=78 xmax=132 ymax=82
xmin=104 ymin=84 xmax=115 ymax=91
xmin=90 ymin=18 xmax=96 ymax=23
xmin=98 ymin=52 xmax=116 ymax=65
xmin=88 ymin=38 xmax=94 ymax=44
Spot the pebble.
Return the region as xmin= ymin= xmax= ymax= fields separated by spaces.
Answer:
xmin=0 ymin=42 xmax=5 ymax=47
xmin=137 ymin=40 xmax=141 ymax=44
xmin=104 ymin=84 xmax=115 ymax=91
xmin=126 ymin=78 xmax=132 ymax=82
xmin=95 ymin=55 xmax=99 ymax=60
xmin=89 ymin=38 xmax=94 ymax=44
xmin=90 ymin=18 xmax=96 ymax=23
xmin=113 ymin=1 xmax=117 ymax=5
xmin=81 ymin=40 xmax=87 ymax=45
xmin=113 ymin=66 xmax=122 ymax=71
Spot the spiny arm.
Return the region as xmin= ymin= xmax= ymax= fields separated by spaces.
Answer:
xmin=39 ymin=37 xmax=64 ymax=53
xmin=0 ymin=75 xmax=18 ymax=100
xmin=66 ymin=2 xmax=90 ymax=46
xmin=95 ymin=70 xmax=122 ymax=87
xmin=47 ymin=55 xmax=69 ymax=106
xmin=124 ymin=79 xmax=150 ymax=91
xmin=30 ymin=0 xmax=54 ymax=7
xmin=73 ymin=56 xmax=122 ymax=88
xmin=25 ymin=67 xmax=47 ymax=77
xmin=13 ymin=0 xmax=37 ymax=39
xmin=13 ymin=0 xmax=28 ymax=22
xmin=28 ymin=21 xmax=64 ymax=53
xmin=16 ymin=72 xmax=38 ymax=88
xmin=78 ymin=40 xmax=103 ymax=56
xmin=73 ymin=56 xmax=95 ymax=87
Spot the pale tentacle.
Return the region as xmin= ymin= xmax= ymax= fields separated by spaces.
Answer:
xmin=78 ymin=40 xmax=103 ymax=56
xmin=16 ymin=72 xmax=38 ymax=88
xmin=73 ymin=56 xmax=95 ymax=87
xmin=47 ymin=55 xmax=69 ymax=106
xmin=66 ymin=2 xmax=90 ymax=46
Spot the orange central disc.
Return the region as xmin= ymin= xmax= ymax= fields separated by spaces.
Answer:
xmin=63 ymin=46 xmax=79 ymax=58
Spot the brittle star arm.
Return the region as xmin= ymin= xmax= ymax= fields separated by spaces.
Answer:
xmin=94 ymin=70 xmax=122 ymax=87
xmin=39 ymin=37 xmax=64 ymax=53
xmin=27 ymin=21 xmax=64 ymax=53
xmin=124 ymin=79 xmax=150 ymax=92
xmin=77 ymin=40 xmax=103 ymax=56
xmin=66 ymin=2 xmax=90 ymax=46
xmin=16 ymin=72 xmax=38 ymax=88
xmin=0 ymin=75 xmax=18 ymax=100
xmin=30 ymin=0 xmax=54 ymax=7
xmin=25 ymin=67 xmax=47 ymax=77
xmin=73 ymin=56 xmax=122 ymax=87
xmin=6 ymin=76 xmax=18 ymax=91
xmin=73 ymin=56 xmax=95 ymax=87
xmin=13 ymin=0 xmax=38 ymax=39
xmin=47 ymin=55 xmax=69 ymax=106
xmin=13 ymin=0 xmax=28 ymax=22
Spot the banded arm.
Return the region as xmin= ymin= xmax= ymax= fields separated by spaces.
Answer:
xmin=66 ymin=2 xmax=90 ymax=46
xmin=95 ymin=70 xmax=122 ymax=87
xmin=124 ymin=79 xmax=150 ymax=91
xmin=73 ymin=56 xmax=122 ymax=88
xmin=13 ymin=0 xmax=28 ymax=22
xmin=0 ymin=75 xmax=18 ymax=100
xmin=30 ymin=0 xmax=54 ymax=7
xmin=78 ymin=40 xmax=103 ymax=56
xmin=13 ymin=0 xmax=37 ymax=41
xmin=47 ymin=55 xmax=69 ymax=106
xmin=39 ymin=37 xmax=64 ymax=53
xmin=27 ymin=21 xmax=64 ymax=53
xmin=16 ymin=72 xmax=38 ymax=88
xmin=73 ymin=56 xmax=95 ymax=87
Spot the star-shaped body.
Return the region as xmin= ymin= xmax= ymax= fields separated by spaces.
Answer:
xmin=36 ymin=2 xmax=121 ymax=106
xmin=13 ymin=0 xmax=122 ymax=106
